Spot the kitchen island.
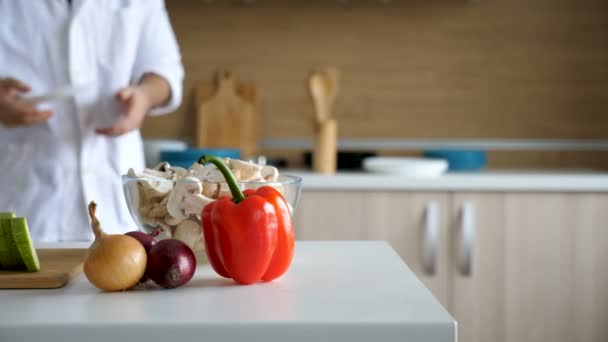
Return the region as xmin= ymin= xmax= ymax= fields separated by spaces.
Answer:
xmin=0 ymin=241 xmax=456 ymax=342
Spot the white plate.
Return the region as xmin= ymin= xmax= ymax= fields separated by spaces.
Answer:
xmin=363 ymin=157 xmax=448 ymax=177
xmin=16 ymin=83 xmax=93 ymax=104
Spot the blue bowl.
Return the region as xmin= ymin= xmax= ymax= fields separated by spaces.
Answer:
xmin=159 ymin=148 xmax=241 ymax=168
xmin=423 ymin=150 xmax=487 ymax=172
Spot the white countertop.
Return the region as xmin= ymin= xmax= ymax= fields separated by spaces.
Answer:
xmin=0 ymin=241 xmax=455 ymax=342
xmin=282 ymin=169 xmax=608 ymax=192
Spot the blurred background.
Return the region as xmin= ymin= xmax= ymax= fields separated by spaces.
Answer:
xmin=142 ymin=0 xmax=608 ymax=170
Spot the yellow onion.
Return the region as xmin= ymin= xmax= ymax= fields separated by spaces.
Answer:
xmin=84 ymin=202 xmax=147 ymax=291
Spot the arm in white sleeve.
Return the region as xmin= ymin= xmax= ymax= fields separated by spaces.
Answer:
xmin=132 ymin=0 xmax=184 ymax=115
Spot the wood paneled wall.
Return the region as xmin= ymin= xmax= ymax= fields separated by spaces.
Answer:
xmin=142 ymin=0 xmax=608 ymax=168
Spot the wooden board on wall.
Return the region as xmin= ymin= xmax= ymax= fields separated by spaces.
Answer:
xmin=141 ymin=0 xmax=608 ymax=168
xmin=194 ymin=71 xmax=259 ymax=158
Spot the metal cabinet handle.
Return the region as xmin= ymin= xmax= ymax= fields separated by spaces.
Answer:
xmin=459 ymin=202 xmax=475 ymax=276
xmin=422 ymin=202 xmax=439 ymax=275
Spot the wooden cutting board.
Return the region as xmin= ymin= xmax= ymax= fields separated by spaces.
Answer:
xmin=0 ymin=249 xmax=86 ymax=289
xmin=194 ymin=70 xmax=259 ymax=159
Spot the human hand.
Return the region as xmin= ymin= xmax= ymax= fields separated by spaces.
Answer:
xmin=96 ymin=86 xmax=152 ymax=137
xmin=0 ymin=78 xmax=53 ymax=128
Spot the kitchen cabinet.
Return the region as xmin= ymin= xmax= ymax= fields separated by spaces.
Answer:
xmin=448 ymin=193 xmax=506 ymax=342
xmin=452 ymin=193 xmax=608 ymax=342
xmin=295 ymin=191 xmax=450 ymax=304
xmin=294 ymin=192 xmax=367 ymax=241
xmin=295 ymin=190 xmax=608 ymax=342
xmin=500 ymin=194 xmax=608 ymax=342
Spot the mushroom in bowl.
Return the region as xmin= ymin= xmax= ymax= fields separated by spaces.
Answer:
xmin=122 ymin=158 xmax=302 ymax=252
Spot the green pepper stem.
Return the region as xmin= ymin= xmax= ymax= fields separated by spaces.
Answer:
xmin=198 ymin=155 xmax=245 ymax=203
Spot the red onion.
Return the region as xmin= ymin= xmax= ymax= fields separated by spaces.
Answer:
xmin=125 ymin=231 xmax=157 ymax=254
xmin=125 ymin=231 xmax=159 ymax=282
xmin=147 ymin=239 xmax=196 ymax=289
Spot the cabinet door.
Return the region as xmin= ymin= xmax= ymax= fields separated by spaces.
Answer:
xmin=294 ymin=191 xmax=367 ymax=240
xmin=502 ymin=193 xmax=608 ymax=342
xmin=295 ymin=191 xmax=450 ymax=305
xmin=450 ymin=193 xmax=608 ymax=342
xmin=449 ymin=193 xmax=506 ymax=342
xmin=363 ymin=192 xmax=450 ymax=305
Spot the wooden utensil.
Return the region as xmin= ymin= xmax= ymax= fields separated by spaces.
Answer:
xmin=0 ymin=249 xmax=86 ymax=289
xmin=309 ymin=73 xmax=327 ymax=123
xmin=309 ymin=66 xmax=340 ymax=173
xmin=194 ymin=70 xmax=258 ymax=159
xmin=322 ymin=67 xmax=340 ymax=116
xmin=313 ymin=119 xmax=338 ymax=174
xmin=308 ymin=67 xmax=340 ymax=123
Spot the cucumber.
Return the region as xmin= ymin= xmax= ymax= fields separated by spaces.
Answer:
xmin=0 ymin=212 xmax=15 ymax=268
xmin=10 ymin=217 xmax=40 ymax=272
xmin=0 ymin=212 xmax=25 ymax=270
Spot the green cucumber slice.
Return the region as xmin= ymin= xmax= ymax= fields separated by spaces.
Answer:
xmin=0 ymin=212 xmax=15 ymax=268
xmin=0 ymin=212 xmax=24 ymax=270
xmin=10 ymin=217 xmax=40 ymax=272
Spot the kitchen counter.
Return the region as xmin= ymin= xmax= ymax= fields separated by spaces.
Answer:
xmin=282 ymin=169 xmax=608 ymax=192
xmin=0 ymin=241 xmax=455 ymax=342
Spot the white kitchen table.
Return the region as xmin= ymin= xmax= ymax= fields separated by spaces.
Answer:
xmin=0 ymin=241 xmax=456 ymax=342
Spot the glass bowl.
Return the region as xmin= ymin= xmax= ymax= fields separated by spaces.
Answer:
xmin=122 ymin=174 xmax=303 ymax=236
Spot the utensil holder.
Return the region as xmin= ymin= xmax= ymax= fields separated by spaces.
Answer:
xmin=313 ymin=119 xmax=337 ymax=174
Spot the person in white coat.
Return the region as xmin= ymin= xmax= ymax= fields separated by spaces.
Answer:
xmin=0 ymin=0 xmax=184 ymax=242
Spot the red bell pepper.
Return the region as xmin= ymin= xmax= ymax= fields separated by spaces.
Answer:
xmin=199 ymin=155 xmax=295 ymax=285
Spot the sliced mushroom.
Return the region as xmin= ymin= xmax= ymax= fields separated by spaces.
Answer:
xmin=261 ymin=165 xmax=279 ymax=182
xmin=151 ymin=162 xmax=188 ymax=180
xmin=128 ymin=168 xmax=174 ymax=196
xmin=208 ymin=169 xmax=226 ymax=183
xmin=138 ymin=180 xmax=173 ymax=200
xmin=146 ymin=195 xmax=169 ymax=218
xmin=188 ymin=163 xmax=216 ymax=180
xmin=231 ymin=169 xmax=242 ymax=181
xmin=192 ymin=238 xmax=208 ymax=256
xmin=166 ymin=176 xmax=214 ymax=221
xmin=168 ymin=166 xmax=188 ymax=179
xmin=218 ymin=182 xmax=234 ymax=198
xmin=164 ymin=214 xmax=183 ymax=227
xmin=156 ymin=223 xmax=173 ymax=239
xmin=174 ymin=219 xmax=202 ymax=250
xmin=142 ymin=168 xmax=174 ymax=180
xmin=191 ymin=163 xmax=232 ymax=187
xmin=202 ymin=182 xmax=219 ymax=198
xmin=152 ymin=162 xmax=171 ymax=172
xmin=140 ymin=214 xmax=160 ymax=228
xmin=187 ymin=163 xmax=205 ymax=178
xmin=129 ymin=169 xmax=172 ymax=229
xmin=228 ymin=159 xmax=264 ymax=181
xmin=182 ymin=191 xmax=213 ymax=217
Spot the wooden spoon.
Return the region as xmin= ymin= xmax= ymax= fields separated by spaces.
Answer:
xmin=322 ymin=67 xmax=340 ymax=118
xmin=309 ymin=72 xmax=328 ymax=123
xmin=308 ymin=67 xmax=340 ymax=124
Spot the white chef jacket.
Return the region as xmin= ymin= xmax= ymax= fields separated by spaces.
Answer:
xmin=0 ymin=0 xmax=184 ymax=242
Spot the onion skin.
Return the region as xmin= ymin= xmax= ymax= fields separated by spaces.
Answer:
xmin=125 ymin=231 xmax=157 ymax=254
xmin=84 ymin=202 xmax=147 ymax=292
xmin=84 ymin=235 xmax=147 ymax=291
xmin=124 ymin=231 xmax=158 ymax=282
xmin=147 ymin=239 xmax=196 ymax=289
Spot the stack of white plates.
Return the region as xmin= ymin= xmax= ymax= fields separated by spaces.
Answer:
xmin=362 ymin=157 xmax=448 ymax=177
